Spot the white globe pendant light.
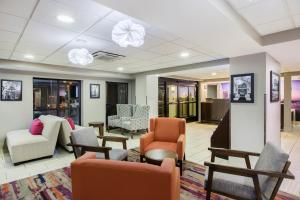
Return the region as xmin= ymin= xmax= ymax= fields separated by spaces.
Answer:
xmin=112 ymin=19 xmax=145 ymax=48
xmin=68 ymin=48 xmax=94 ymax=66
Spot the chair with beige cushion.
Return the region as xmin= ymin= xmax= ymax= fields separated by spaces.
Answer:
xmin=6 ymin=115 xmax=61 ymax=164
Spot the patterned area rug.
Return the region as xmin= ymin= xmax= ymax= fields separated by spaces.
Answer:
xmin=0 ymin=149 xmax=299 ymax=200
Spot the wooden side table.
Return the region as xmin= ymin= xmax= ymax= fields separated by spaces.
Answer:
xmin=88 ymin=122 xmax=104 ymax=138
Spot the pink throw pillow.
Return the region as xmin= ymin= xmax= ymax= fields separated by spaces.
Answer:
xmin=66 ymin=117 xmax=75 ymax=130
xmin=30 ymin=119 xmax=44 ymax=135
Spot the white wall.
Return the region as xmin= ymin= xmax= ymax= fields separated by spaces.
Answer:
xmin=230 ymin=52 xmax=281 ymax=153
xmin=230 ymin=53 xmax=266 ymax=153
xmin=0 ymin=70 xmax=134 ymax=147
xmin=0 ymin=73 xmax=33 ymax=147
xmin=265 ymin=54 xmax=281 ymax=147
xmin=135 ymin=74 xmax=158 ymax=118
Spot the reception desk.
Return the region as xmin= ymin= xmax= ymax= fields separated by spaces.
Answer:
xmin=201 ymin=99 xmax=229 ymax=123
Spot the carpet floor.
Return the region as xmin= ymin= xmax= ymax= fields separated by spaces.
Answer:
xmin=0 ymin=149 xmax=299 ymax=200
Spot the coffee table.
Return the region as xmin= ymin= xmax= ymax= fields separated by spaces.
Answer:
xmin=145 ymin=149 xmax=178 ymax=166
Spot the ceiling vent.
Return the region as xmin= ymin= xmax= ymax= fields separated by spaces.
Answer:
xmin=92 ymin=50 xmax=125 ymax=62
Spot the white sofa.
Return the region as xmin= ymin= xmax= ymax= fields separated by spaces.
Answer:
xmin=6 ymin=115 xmax=61 ymax=164
xmin=57 ymin=118 xmax=85 ymax=152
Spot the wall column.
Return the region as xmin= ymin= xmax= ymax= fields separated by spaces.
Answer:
xmin=283 ymin=73 xmax=292 ymax=131
xmin=230 ymin=53 xmax=281 ymax=153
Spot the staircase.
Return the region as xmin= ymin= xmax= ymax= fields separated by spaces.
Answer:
xmin=210 ymin=110 xmax=230 ymax=159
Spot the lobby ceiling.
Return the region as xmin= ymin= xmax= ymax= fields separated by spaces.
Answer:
xmin=0 ymin=0 xmax=300 ymax=75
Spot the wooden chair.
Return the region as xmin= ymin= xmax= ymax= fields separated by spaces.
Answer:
xmin=204 ymin=143 xmax=294 ymax=200
xmin=67 ymin=127 xmax=128 ymax=161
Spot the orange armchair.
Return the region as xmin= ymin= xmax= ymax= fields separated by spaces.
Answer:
xmin=71 ymin=152 xmax=180 ymax=200
xmin=140 ymin=118 xmax=186 ymax=172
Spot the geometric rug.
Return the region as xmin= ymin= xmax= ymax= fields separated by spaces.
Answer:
xmin=0 ymin=149 xmax=299 ymax=200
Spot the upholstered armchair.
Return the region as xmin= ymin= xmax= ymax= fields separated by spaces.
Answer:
xmin=71 ymin=153 xmax=180 ymax=200
xmin=121 ymin=105 xmax=150 ymax=138
xmin=204 ymin=143 xmax=294 ymax=200
xmin=107 ymin=104 xmax=133 ymax=130
xmin=140 ymin=117 xmax=186 ymax=173
xmin=67 ymin=127 xmax=128 ymax=161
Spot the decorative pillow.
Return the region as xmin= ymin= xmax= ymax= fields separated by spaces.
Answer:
xmin=29 ymin=118 xmax=44 ymax=135
xmin=66 ymin=117 xmax=75 ymax=130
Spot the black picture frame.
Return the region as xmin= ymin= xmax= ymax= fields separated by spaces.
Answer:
xmin=90 ymin=84 xmax=100 ymax=99
xmin=231 ymin=73 xmax=254 ymax=103
xmin=270 ymin=71 xmax=280 ymax=102
xmin=1 ymin=79 xmax=23 ymax=101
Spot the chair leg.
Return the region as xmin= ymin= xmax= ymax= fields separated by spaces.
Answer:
xmin=140 ymin=155 xmax=144 ymax=163
xmin=178 ymin=160 xmax=183 ymax=176
xmin=124 ymin=156 xmax=128 ymax=161
xmin=206 ymin=190 xmax=211 ymax=200
xmin=183 ymin=154 xmax=186 ymax=161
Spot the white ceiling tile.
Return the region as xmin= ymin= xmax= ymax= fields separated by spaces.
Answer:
xmin=255 ymin=18 xmax=294 ymax=35
xmin=148 ymin=42 xmax=185 ymax=55
xmin=167 ymin=49 xmax=199 ymax=59
xmin=0 ymin=30 xmax=19 ymax=43
xmin=226 ymin=0 xmax=258 ymax=10
xmin=147 ymin=27 xmax=180 ymax=41
xmin=0 ymin=49 xmax=11 ymax=59
xmin=287 ymin=0 xmax=300 ymax=15
xmin=32 ymin=0 xmax=111 ymax=33
xmin=0 ymin=0 xmax=37 ymax=18
xmin=129 ymin=50 xmax=160 ymax=60
xmin=172 ymin=38 xmax=198 ymax=48
xmin=238 ymin=0 xmax=288 ymax=26
xmin=0 ymin=12 xmax=27 ymax=33
xmin=15 ymin=21 xmax=77 ymax=56
xmin=11 ymin=51 xmax=46 ymax=62
xmin=294 ymin=14 xmax=300 ymax=27
xmin=0 ymin=42 xmax=15 ymax=51
xmin=86 ymin=19 xmax=115 ymax=41
xmin=140 ymin=35 xmax=165 ymax=50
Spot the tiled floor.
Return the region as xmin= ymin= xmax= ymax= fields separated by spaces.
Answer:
xmin=0 ymin=123 xmax=299 ymax=197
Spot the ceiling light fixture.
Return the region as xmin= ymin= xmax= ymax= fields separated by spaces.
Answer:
xmin=24 ymin=54 xmax=34 ymax=60
xmin=211 ymin=72 xmax=217 ymax=76
xmin=112 ymin=19 xmax=145 ymax=48
xmin=57 ymin=15 xmax=74 ymax=23
xmin=180 ymin=52 xmax=190 ymax=58
xmin=117 ymin=67 xmax=124 ymax=71
xmin=68 ymin=48 xmax=93 ymax=66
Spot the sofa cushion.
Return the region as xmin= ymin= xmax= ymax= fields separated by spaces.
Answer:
xmin=117 ymin=104 xmax=132 ymax=117
xmin=66 ymin=117 xmax=75 ymax=130
xmin=204 ymin=169 xmax=256 ymax=199
xmin=145 ymin=141 xmax=177 ymax=153
xmin=154 ymin=118 xmax=180 ymax=143
xmin=7 ymin=129 xmax=48 ymax=146
xmin=95 ymin=149 xmax=128 ymax=160
xmin=29 ymin=118 xmax=44 ymax=135
xmin=254 ymin=143 xmax=289 ymax=199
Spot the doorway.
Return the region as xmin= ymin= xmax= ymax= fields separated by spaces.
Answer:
xmin=106 ymin=82 xmax=128 ymax=125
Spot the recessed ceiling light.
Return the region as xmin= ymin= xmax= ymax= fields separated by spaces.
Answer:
xmin=211 ymin=72 xmax=217 ymax=76
xmin=24 ymin=54 xmax=34 ymax=59
xmin=180 ymin=52 xmax=190 ymax=58
xmin=117 ymin=67 xmax=124 ymax=71
xmin=57 ymin=15 xmax=74 ymax=23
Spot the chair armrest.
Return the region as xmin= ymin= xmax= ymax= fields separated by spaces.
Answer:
xmin=67 ymin=143 xmax=112 ymax=159
xmin=140 ymin=132 xmax=154 ymax=155
xmin=177 ymin=134 xmax=185 ymax=160
xmin=99 ymin=136 xmax=129 ymax=150
xmin=208 ymin=147 xmax=260 ymax=157
xmin=108 ymin=115 xmax=119 ymax=120
xmin=204 ymin=162 xmax=294 ymax=179
xmin=161 ymin=158 xmax=176 ymax=174
xmin=208 ymin=147 xmax=260 ymax=168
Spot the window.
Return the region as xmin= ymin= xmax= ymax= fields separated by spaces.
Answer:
xmin=33 ymin=78 xmax=81 ymax=124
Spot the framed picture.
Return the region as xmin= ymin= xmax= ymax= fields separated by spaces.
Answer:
xmin=1 ymin=79 xmax=22 ymax=101
xmin=231 ymin=73 xmax=254 ymax=103
xmin=90 ymin=84 xmax=100 ymax=98
xmin=270 ymin=71 xmax=280 ymax=102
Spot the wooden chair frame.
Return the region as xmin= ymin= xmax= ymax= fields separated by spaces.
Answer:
xmin=67 ymin=135 xmax=128 ymax=160
xmin=205 ymin=147 xmax=294 ymax=200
